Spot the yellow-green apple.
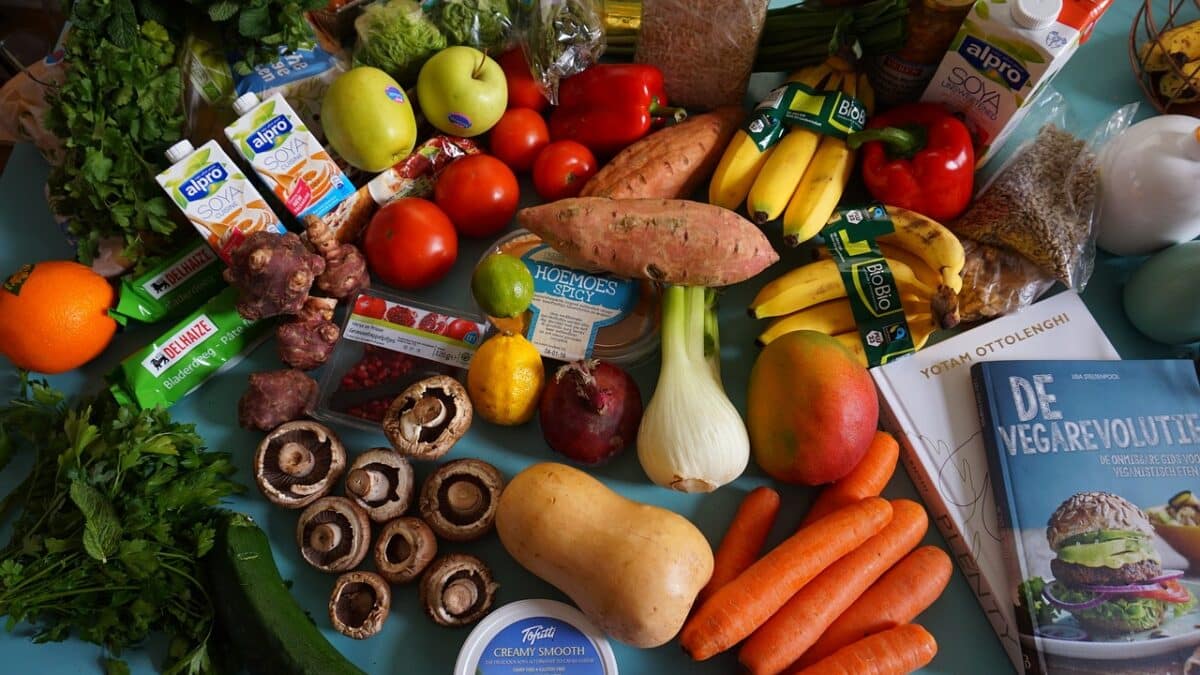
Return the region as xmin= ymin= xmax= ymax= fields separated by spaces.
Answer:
xmin=322 ymin=66 xmax=417 ymax=172
xmin=417 ymin=46 xmax=507 ymax=137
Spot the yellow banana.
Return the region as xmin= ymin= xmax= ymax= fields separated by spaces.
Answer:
xmin=708 ymin=63 xmax=832 ymax=210
xmin=780 ymin=71 xmax=860 ymax=247
xmin=831 ymin=313 xmax=937 ymax=368
xmin=757 ymin=292 xmax=929 ymax=346
xmin=746 ymin=71 xmax=845 ymax=224
xmin=1140 ymin=19 xmax=1200 ymax=72
xmin=1160 ymin=58 xmax=1200 ymax=102
xmin=877 ymin=206 xmax=965 ymax=293
xmin=749 ymin=256 xmax=934 ymax=319
xmin=812 ymin=242 xmax=941 ymax=290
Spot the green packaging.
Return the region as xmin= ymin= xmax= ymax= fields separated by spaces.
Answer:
xmin=112 ymin=238 xmax=225 ymax=324
xmin=109 ymin=286 xmax=273 ymax=409
xmin=822 ymin=204 xmax=916 ymax=367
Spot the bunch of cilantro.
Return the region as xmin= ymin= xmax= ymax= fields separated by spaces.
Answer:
xmin=0 ymin=378 xmax=242 ymax=674
xmin=45 ymin=0 xmax=326 ymax=269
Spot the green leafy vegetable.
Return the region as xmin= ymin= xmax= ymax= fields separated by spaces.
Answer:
xmin=0 ymin=377 xmax=243 ymax=674
xmin=1015 ymin=576 xmax=1059 ymax=628
xmin=354 ymin=0 xmax=447 ymax=84
xmin=428 ymin=0 xmax=513 ymax=50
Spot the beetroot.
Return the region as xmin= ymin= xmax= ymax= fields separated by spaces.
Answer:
xmin=538 ymin=360 xmax=643 ymax=465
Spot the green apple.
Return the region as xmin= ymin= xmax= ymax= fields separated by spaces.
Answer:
xmin=322 ymin=66 xmax=417 ymax=172
xmin=417 ymin=46 xmax=508 ymax=138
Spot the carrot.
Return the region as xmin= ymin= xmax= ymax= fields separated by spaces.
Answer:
xmin=802 ymin=431 xmax=899 ymax=526
xmin=697 ymin=486 xmax=781 ymax=606
xmin=738 ymin=499 xmax=928 ymax=675
xmin=580 ymin=106 xmax=744 ymax=200
xmin=795 ymin=546 xmax=952 ymax=669
xmin=680 ymin=497 xmax=893 ymax=661
xmin=515 ymin=197 xmax=779 ymax=287
xmin=790 ymin=624 xmax=937 ymax=675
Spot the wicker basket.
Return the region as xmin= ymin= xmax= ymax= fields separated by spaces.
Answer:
xmin=1130 ymin=0 xmax=1200 ymax=115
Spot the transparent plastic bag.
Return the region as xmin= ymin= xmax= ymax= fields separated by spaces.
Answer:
xmin=634 ymin=0 xmax=769 ymax=110
xmin=517 ymin=0 xmax=605 ymax=105
xmin=425 ymin=0 xmax=516 ymax=51
xmin=952 ymin=91 xmax=1137 ymax=315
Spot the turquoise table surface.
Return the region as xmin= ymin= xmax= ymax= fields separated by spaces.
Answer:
xmin=2 ymin=3 xmax=1198 ymax=673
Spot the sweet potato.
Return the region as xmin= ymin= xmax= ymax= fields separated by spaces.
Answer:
xmin=516 ymin=197 xmax=779 ymax=287
xmin=581 ymin=106 xmax=744 ymax=200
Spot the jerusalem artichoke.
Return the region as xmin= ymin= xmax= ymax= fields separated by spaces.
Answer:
xmin=238 ymin=369 xmax=320 ymax=431
xmin=224 ymin=232 xmax=325 ymax=320
xmin=305 ymin=216 xmax=370 ymax=300
xmin=277 ymin=296 xmax=341 ymax=370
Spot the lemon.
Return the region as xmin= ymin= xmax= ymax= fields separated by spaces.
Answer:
xmin=467 ymin=332 xmax=545 ymax=426
xmin=472 ymin=253 xmax=534 ymax=318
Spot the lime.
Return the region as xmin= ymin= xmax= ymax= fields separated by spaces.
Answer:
xmin=472 ymin=253 xmax=535 ymax=318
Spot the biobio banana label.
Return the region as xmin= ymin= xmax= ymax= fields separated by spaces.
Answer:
xmin=823 ymin=204 xmax=916 ymax=367
xmin=744 ymin=82 xmax=867 ymax=151
xmin=225 ymin=93 xmax=354 ymax=219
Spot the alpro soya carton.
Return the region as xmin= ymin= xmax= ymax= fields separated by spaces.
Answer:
xmin=920 ymin=0 xmax=1113 ymax=166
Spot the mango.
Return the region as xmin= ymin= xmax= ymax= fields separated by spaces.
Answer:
xmin=747 ymin=330 xmax=878 ymax=485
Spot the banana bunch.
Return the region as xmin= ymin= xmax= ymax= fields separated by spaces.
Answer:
xmin=749 ymin=206 xmax=966 ymax=366
xmin=708 ymin=57 xmax=874 ymax=247
xmin=1139 ymin=19 xmax=1200 ymax=102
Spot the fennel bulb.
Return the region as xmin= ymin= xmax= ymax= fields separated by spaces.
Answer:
xmin=637 ymin=286 xmax=749 ymax=492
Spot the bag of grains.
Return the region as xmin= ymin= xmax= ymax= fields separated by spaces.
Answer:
xmin=952 ymin=99 xmax=1137 ymax=294
xmin=634 ymin=0 xmax=770 ymax=110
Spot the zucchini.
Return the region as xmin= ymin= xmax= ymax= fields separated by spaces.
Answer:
xmin=205 ymin=513 xmax=365 ymax=675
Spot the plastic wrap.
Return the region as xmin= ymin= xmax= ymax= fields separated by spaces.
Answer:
xmin=519 ymin=0 xmax=605 ymax=105
xmin=634 ymin=0 xmax=769 ymax=110
xmin=952 ymin=93 xmax=1137 ymax=313
xmin=425 ymin=0 xmax=515 ymax=50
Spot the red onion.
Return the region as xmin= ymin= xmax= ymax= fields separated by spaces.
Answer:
xmin=538 ymin=360 xmax=643 ymax=465
xmin=1042 ymin=582 xmax=1108 ymax=610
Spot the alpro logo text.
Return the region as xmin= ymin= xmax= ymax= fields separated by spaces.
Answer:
xmin=959 ymin=35 xmax=1030 ymax=90
xmin=180 ymin=163 xmax=229 ymax=202
xmin=248 ymin=114 xmax=293 ymax=154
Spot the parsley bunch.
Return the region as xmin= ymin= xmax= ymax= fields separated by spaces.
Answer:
xmin=0 ymin=379 xmax=242 ymax=674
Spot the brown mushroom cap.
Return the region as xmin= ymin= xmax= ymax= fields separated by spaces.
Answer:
xmin=329 ymin=570 xmax=391 ymax=639
xmin=374 ymin=516 xmax=438 ymax=585
xmin=383 ymin=375 xmax=473 ymax=460
xmin=296 ymin=496 xmax=370 ymax=572
xmin=345 ymin=449 xmax=414 ymax=523
xmin=419 ymin=553 xmax=498 ymax=627
xmin=255 ymin=420 xmax=346 ymax=509
xmin=419 ymin=458 xmax=504 ymax=542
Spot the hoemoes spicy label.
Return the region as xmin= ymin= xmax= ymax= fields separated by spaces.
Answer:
xmin=919 ymin=0 xmax=1114 ymax=166
xmin=156 ymin=139 xmax=286 ymax=262
xmin=225 ymin=93 xmax=354 ymax=219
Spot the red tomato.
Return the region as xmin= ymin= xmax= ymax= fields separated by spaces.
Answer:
xmin=532 ymin=141 xmax=597 ymax=201
xmin=353 ymin=294 xmax=386 ymax=319
xmin=434 ymin=155 xmax=519 ymax=238
xmin=363 ymin=198 xmax=458 ymax=290
xmin=1133 ymin=579 xmax=1192 ymax=604
xmin=498 ymin=49 xmax=548 ymax=112
xmin=442 ymin=318 xmax=481 ymax=343
xmin=490 ymin=109 xmax=550 ymax=172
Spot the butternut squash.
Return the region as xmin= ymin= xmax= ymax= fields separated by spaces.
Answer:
xmin=495 ymin=462 xmax=714 ymax=648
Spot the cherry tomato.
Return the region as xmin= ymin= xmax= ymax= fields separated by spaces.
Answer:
xmin=442 ymin=318 xmax=482 ymax=343
xmin=490 ymin=109 xmax=550 ymax=172
xmin=498 ymin=48 xmax=548 ymax=113
xmin=532 ymin=140 xmax=597 ymax=202
xmin=434 ymin=155 xmax=520 ymax=238
xmin=353 ymin=294 xmax=387 ymax=319
xmin=363 ymin=198 xmax=458 ymax=290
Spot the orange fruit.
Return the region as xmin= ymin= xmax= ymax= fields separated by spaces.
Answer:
xmin=0 ymin=261 xmax=118 ymax=374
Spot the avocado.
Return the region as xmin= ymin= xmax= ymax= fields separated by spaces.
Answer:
xmin=1058 ymin=535 xmax=1160 ymax=569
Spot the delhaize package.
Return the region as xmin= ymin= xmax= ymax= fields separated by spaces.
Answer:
xmin=112 ymin=237 xmax=224 ymax=324
xmin=155 ymin=139 xmax=287 ymax=262
xmin=224 ymin=92 xmax=355 ymax=220
xmin=920 ymin=0 xmax=1114 ymax=166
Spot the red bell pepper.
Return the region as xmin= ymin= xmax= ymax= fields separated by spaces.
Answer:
xmin=548 ymin=64 xmax=685 ymax=157
xmin=847 ymin=103 xmax=975 ymax=222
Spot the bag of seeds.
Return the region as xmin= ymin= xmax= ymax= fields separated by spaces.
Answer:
xmin=952 ymin=93 xmax=1137 ymax=298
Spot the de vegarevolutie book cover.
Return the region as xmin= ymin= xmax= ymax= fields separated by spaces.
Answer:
xmin=974 ymin=358 xmax=1200 ymax=674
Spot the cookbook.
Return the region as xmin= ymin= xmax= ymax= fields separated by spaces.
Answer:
xmin=975 ymin=358 xmax=1200 ymax=674
xmin=871 ymin=291 xmax=1118 ymax=671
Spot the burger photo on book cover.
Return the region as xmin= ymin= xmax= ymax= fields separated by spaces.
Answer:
xmin=1018 ymin=491 xmax=1197 ymax=641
